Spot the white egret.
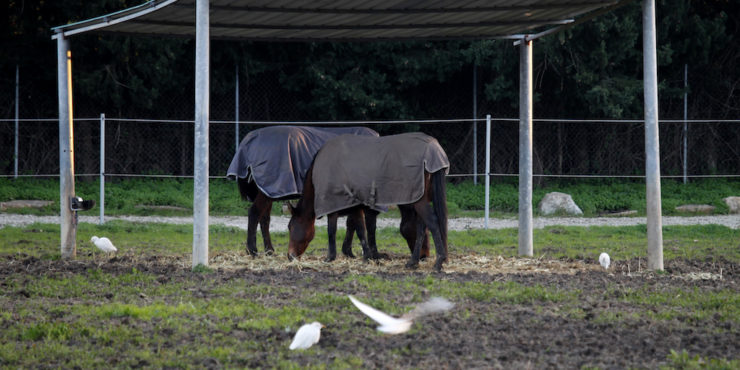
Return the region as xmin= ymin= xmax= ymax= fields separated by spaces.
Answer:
xmin=599 ymin=252 xmax=610 ymax=269
xmin=348 ymin=295 xmax=454 ymax=335
xmin=289 ymin=322 xmax=323 ymax=350
xmin=91 ymin=236 xmax=117 ymax=253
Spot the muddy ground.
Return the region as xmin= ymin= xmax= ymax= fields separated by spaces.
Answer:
xmin=2 ymin=254 xmax=738 ymax=369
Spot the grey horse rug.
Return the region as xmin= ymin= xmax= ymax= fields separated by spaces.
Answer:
xmin=312 ymin=132 xmax=449 ymax=217
xmin=226 ymin=126 xmax=378 ymax=200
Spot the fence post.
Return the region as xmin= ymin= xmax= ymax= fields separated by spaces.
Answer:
xmin=473 ymin=64 xmax=478 ymax=185
xmin=235 ymin=64 xmax=240 ymax=153
xmin=100 ymin=113 xmax=105 ymax=225
xmin=683 ymin=64 xmax=688 ymax=184
xmin=484 ymin=114 xmax=491 ymax=229
xmin=14 ymin=64 xmax=19 ymax=179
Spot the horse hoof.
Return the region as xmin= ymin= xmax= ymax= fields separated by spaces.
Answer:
xmin=324 ymin=255 xmax=336 ymax=263
xmin=265 ymin=248 xmax=274 ymax=256
xmin=342 ymin=249 xmax=356 ymax=259
xmin=287 ymin=253 xmax=298 ymax=261
xmin=433 ymin=258 xmax=446 ymax=271
xmin=405 ymin=261 xmax=419 ymax=269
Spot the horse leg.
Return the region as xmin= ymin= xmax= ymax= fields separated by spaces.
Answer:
xmin=258 ymin=205 xmax=274 ymax=255
xmin=405 ymin=216 xmax=427 ymax=269
xmin=325 ymin=213 xmax=339 ymax=262
xmin=412 ymin=200 xmax=448 ymax=271
xmin=363 ymin=208 xmax=386 ymax=259
xmin=341 ymin=214 xmax=356 ymax=259
xmin=400 ymin=205 xmax=430 ymax=260
xmin=246 ymin=204 xmax=262 ymax=257
xmin=350 ymin=208 xmax=376 ymax=261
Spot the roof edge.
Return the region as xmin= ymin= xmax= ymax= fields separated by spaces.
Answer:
xmin=51 ymin=0 xmax=177 ymax=39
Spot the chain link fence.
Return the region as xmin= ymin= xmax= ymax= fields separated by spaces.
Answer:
xmin=2 ymin=116 xmax=738 ymax=181
xmin=1 ymin=61 xmax=738 ymax=181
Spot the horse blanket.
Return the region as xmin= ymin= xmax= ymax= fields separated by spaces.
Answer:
xmin=226 ymin=126 xmax=378 ymax=200
xmin=312 ymin=132 xmax=449 ymax=217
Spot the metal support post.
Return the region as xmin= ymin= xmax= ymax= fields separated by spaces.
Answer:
xmin=683 ymin=64 xmax=688 ymax=184
xmin=643 ymin=0 xmax=663 ymax=270
xmin=100 ymin=113 xmax=105 ymax=225
xmin=193 ymin=0 xmax=210 ymax=268
xmin=518 ymin=38 xmax=534 ymax=257
xmin=473 ymin=64 xmax=478 ymax=185
xmin=57 ymin=34 xmax=76 ymax=258
xmin=484 ymin=115 xmax=491 ymax=228
xmin=235 ymin=64 xmax=240 ymax=152
xmin=14 ymin=65 xmax=19 ymax=179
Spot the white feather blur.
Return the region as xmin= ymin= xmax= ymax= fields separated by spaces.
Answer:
xmin=348 ymin=295 xmax=454 ymax=335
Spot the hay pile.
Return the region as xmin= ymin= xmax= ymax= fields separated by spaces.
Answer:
xmin=205 ymin=251 xmax=599 ymax=275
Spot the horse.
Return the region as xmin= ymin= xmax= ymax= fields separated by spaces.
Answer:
xmin=236 ymin=177 xmax=368 ymax=256
xmin=287 ymin=168 xmax=430 ymax=263
xmin=287 ymin=132 xmax=447 ymax=270
xmin=227 ymin=125 xmax=381 ymax=256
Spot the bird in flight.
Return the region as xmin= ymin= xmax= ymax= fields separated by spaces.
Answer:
xmin=348 ymin=295 xmax=454 ymax=335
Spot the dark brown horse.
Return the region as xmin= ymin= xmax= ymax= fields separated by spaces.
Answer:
xmin=237 ymin=178 xmax=377 ymax=257
xmin=288 ymin=133 xmax=447 ymax=270
xmin=286 ymin=168 xmax=430 ymax=262
xmin=227 ymin=126 xmax=380 ymax=257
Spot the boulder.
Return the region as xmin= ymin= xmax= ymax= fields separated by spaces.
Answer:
xmin=538 ymin=192 xmax=583 ymax=216
xmin=675 ymin=204 xmax=716 ymax=214
xmin=723 ymin=196 xmax=740 ymax=214
xmin=0 ymin=200 xmax=53 ymax=210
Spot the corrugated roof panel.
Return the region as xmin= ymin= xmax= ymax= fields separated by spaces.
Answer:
xmin=53 ymin=0 xmax=627 ymax=41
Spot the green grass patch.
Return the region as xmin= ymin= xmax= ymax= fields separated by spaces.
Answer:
xmin=1 ymin=177 xmax=738 ymax=216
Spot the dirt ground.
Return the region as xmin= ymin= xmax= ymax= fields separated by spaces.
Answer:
xmin=3 ymin=254 xmax=738 ymax=369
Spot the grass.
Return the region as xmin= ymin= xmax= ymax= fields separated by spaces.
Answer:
xmin=3 ymin=220 xmax=739 ymax=264
xmin=1 ymin=177 xmax=738 ymax=217
xmin=1 ymin=219 xmax=738 ymax=367
xmin=1 ymin=177 xmax=739 ymax=367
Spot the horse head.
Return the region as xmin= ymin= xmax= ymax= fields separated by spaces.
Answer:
xmin=287 ymin=202 xmax=316 ymax=260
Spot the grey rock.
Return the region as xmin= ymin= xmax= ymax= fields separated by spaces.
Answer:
xmin=723 ymin=196 xmax=740 ymax=214
xmin=538 ymin=192 xmax=583 ymax=216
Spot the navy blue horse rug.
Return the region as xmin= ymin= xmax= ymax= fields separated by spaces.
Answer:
xmin=226 ymin=126 xmax=378 ymax=201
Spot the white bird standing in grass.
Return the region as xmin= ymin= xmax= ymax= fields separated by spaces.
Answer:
xmin=348 ymin=295 xmax=454 ymax=335
xmin=91 ymin=236 xmax=117 ymax=253
xmin=599 ymin=252 xmax=610 ymax=269
xmin=289 ymin=322 xmax=324 ymax=350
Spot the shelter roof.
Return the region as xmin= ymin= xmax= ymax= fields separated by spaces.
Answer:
xmin=52 ymin=0 xmax=629 ymax=41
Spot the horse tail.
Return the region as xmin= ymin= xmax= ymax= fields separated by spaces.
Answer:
xmin=237 ymin=177 xmax=251 ymax=201
xmin=431 ymin=170 xmax=448 ymax=245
